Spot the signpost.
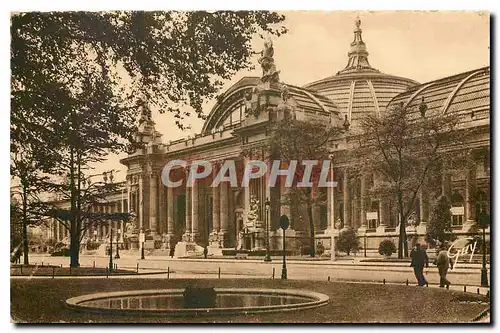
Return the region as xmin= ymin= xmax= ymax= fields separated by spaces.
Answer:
xmin=279 ymin=215 xmax=289 ymax=280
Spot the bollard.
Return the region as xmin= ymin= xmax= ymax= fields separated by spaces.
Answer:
xmin=93 ymin=261 xmax=95 ymax=268
xmin=52 ymin=267 xmax=55 ymax=279
xmin=42 ymin=262 xmax=44 ymax=267
xmin=464 ymin=285 xmax=467 ymax=292
xmin=167 ymin=267 xmax=170 ymax=279
xmin=406 ymin=279 xmax=409 ymax=286
xmin=383 ymin=279 xmax=385 ymax=285
xmin=446 ymin=284 xmax=449 ymax=290
xmin=477 ymin=288 xmax=480 ymax=295
xmin=106 ymin=267 xmax=109 ymax=278
xmin=218 ymin=267 xmax=221 ymax=279
xmin=272 ymin=267 xmax=275 ymax=279
xmin=426 ymin=282 xmax=428 ymax=287
xmin=20 ymin=266 xmax=23 ymax=275
xmin=136 ymin=263 xmax=139 ymax=273
xmin=328 ymin=276 xmax=330 ymax=282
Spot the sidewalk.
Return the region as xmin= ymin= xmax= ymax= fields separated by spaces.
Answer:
xmin=59 ymin=253 xmax=487 ymax=272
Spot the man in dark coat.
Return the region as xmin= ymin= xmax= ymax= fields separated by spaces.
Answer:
xmin=410 ymin=243 xmax=429 ymax=286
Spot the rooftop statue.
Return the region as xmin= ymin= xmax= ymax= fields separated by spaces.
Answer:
xmin=255 ymin=38 xmax=280 ymax=84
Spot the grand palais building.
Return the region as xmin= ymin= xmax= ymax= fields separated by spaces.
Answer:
xmin=48 ymin=18 xmax=490 ymax=255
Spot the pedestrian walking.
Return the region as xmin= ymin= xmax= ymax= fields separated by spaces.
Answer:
xmin=169 ymin=246 xmax=175 ymax=258
xmin=410 ymin=243 xmax=429 ymax=286
xmin=434 ymin=242 xmax=453 ymax=287
xmin=203 ymin=246 xmax=208 ymax=259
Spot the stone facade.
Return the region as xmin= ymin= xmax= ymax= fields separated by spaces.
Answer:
xmin=49 ymin=18 xmax=491 ymax=255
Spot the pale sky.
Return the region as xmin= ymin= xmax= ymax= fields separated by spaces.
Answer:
xmin=93 ymin=11 xmax=490 ymax=181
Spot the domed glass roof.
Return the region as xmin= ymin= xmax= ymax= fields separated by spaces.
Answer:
xmin=304 ymin=16 xmax=419 ymax=128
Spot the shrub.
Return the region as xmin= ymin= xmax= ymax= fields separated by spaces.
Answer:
xmin=50 ymin=248 xmax=70 ymax=257
xmin=338 ymin=228 xmax=360 ymax=255
xmin=378 ymin=239 xmax=397 ymax=257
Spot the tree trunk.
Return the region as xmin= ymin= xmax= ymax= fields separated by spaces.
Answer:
xmin=22 ymin=191 xmax=29 ymax=265
xmin=307 ymin=202 xmax=315 ymax=257
xmin=69 ymin=145 xmax=80 ymax=267
xmin=397 ymin=193 xmax=409 ymax=258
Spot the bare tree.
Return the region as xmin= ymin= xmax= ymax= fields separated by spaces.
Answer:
xmin=352 ymin=102 xmax=464 ymax=258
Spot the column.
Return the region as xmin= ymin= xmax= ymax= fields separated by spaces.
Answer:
xmin=191 ymin=178 xmax=199 ymax=241
xmin=167 ymin=186 xmax=174 ymax=236
xmin=243 ymin=158 xmax=250 ymax=215
xmin=149 ymin=172 xmax=158 ymax=234
xmin=417 ymin=185 xmax=429 ymax=235
xmin=112 ymin=202 xmax=117 ymax=233
xmin=184 ymin=184 xmax=192 ymax=241
xmin=465 ymin=153 xmax=477 ymax=223
xmin=343 ymin=169 xmax=350 ymax=228
xmin=138 ymin=174 xmax=144 ymax=229
xmin=379 ymin=197 xmax=389 ymax=226
xmin=126 ymin=176 xmax=131 ymax=213
xmin=360 ymin=174 xmax=368 ymax=228
xmin=280 ymin=179 xmax=291 ymax=217
xmin=158 ymin=174 xmax=165 ymax=235
xmin=419 ymin=186 xmax=429 ymax=225
xmin=53 ymin=219 xmax=58 ymax=241
xmin=312 ymin=188 xmax=321 ymax=233
xmin=219 ymin=181 xmax=228 ymax=247
xmin=327 ymin=166 xmax=336 ymax=230
xmin=212 ymin=184 xmax=220 ymax=234
xmin=441 ymin=162 xmax=452 ymax=199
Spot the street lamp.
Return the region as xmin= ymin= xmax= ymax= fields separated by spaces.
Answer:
xmin=108 ymin=228 xmax=114 ymax=272
xmin=264 ymin=198 xmax=272 ymax=262
xmin=364 ymin=233 xmax=367 ymax=257
xmin=115 ymin=229 xmax=121 ymax=259
xmin=478 ymin=206 xmax=489 ymax=287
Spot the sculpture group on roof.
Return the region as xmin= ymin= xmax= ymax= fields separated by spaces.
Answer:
xmin=256 ymin=38 xmax=280 ymax=84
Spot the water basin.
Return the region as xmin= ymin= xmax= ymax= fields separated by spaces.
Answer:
xmin=66 ymin=288 xmax=329 ymax=317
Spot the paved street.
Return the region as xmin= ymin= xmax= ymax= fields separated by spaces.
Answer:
xmin=25 ymin=254 xmax=490 ymax=294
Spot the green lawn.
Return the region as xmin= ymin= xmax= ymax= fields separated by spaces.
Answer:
xmin=11 ymin=278 xmax=489 ymax=323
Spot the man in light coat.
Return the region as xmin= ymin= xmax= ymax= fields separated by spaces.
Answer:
xmin=435 ymin=243 xmax=453 ymax=287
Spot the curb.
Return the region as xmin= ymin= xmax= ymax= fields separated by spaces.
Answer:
xmin=471 ymin=308 xmax=491 ymax=322
xmin=10 ymin=270 xmax=170 ymax=278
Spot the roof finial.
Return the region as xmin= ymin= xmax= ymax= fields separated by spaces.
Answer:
xmin=355 ymin=15 xmax=361 ymax=29
xmin=337 ymin=14 xmax=379 ymax=75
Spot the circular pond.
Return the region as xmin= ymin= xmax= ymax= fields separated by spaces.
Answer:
xmin=66 ymin=288 xmax=329 ymax=317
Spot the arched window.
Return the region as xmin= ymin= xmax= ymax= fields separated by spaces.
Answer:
xmin=218 ymin=102 xmax=244 ymax=128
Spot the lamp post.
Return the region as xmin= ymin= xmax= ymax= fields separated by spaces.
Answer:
xmin=264 ymin=198 xmax=272 ymax=262
xmin=364 ymin=233 xmax=367 ymax=257
xmin=108 ymin=228 xmax=113 ymax=272
xmin=478 ymin=207 xmax=489 ymax=287
xmin=115 ymin=229 xmax=121 ymax=259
